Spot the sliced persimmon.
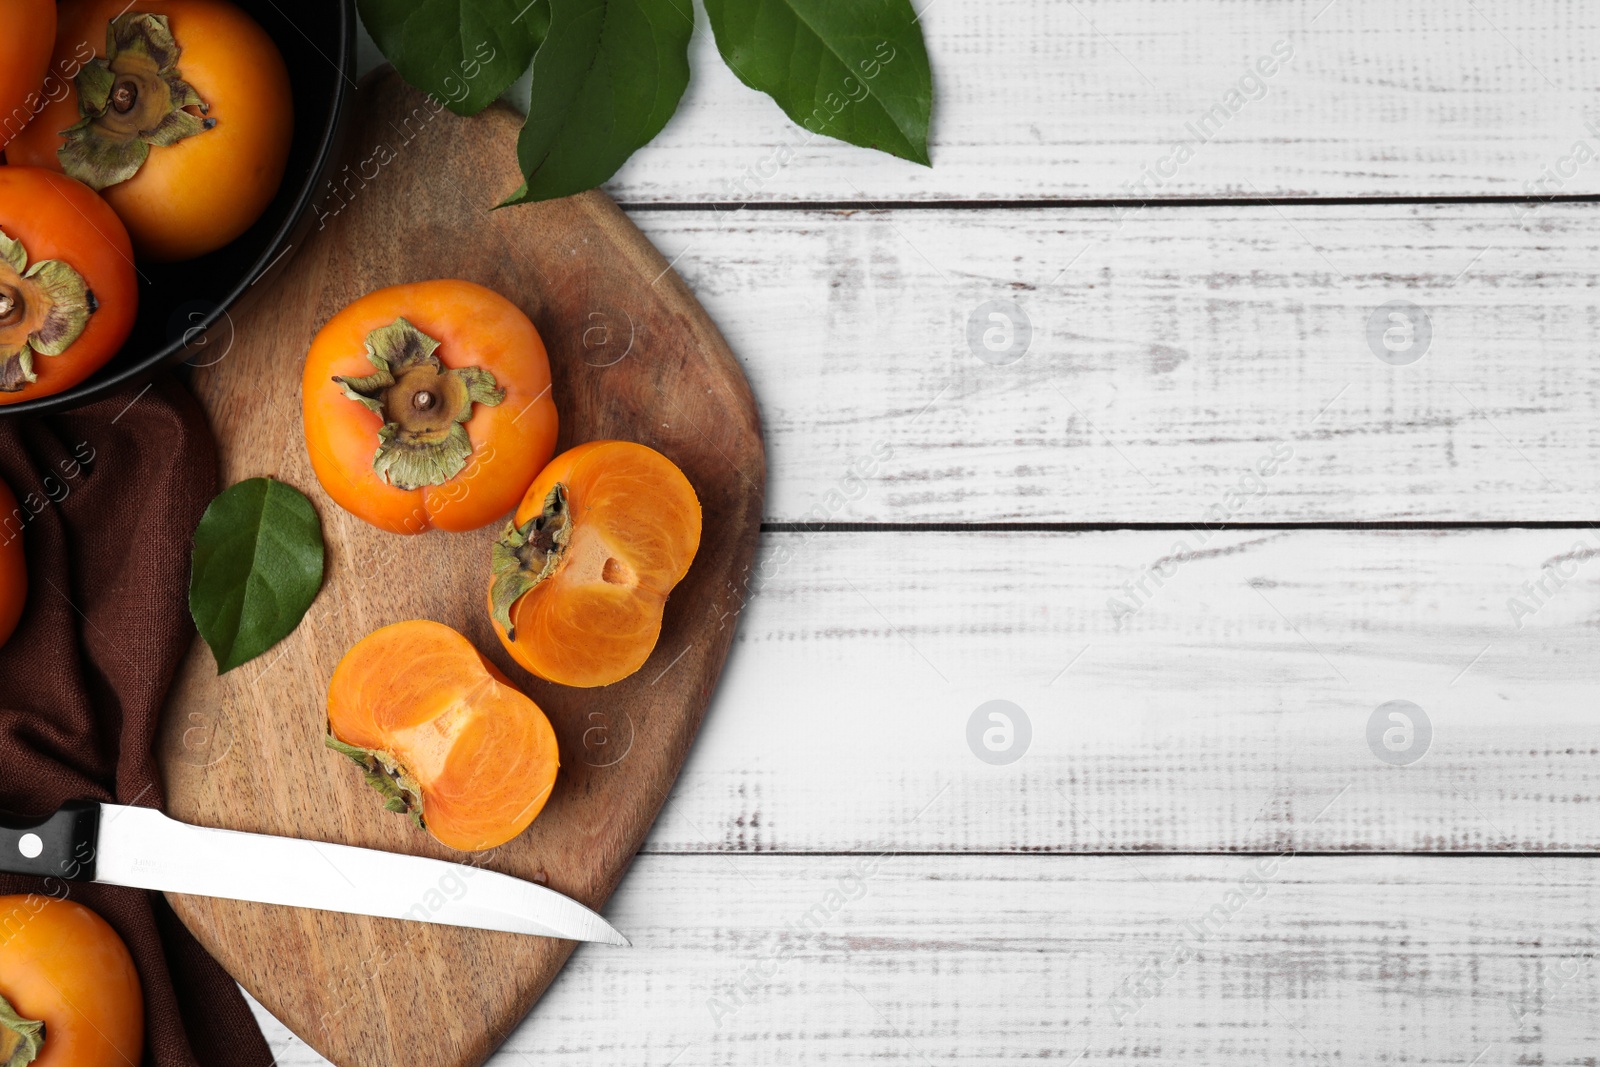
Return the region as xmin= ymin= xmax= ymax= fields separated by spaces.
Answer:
xmin=326 ymin=619 xmax=559 ymax=852
xmin=489 ymin=441 xmax=701 ymax=688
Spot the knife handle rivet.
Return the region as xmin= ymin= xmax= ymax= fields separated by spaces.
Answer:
xmin=16 ymin=833 xmax=43 ymax=859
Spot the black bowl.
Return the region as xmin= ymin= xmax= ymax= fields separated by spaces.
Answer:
xmin=0 ymin=0 xmax=357 ymax=418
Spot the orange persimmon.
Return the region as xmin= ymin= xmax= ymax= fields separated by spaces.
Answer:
xmin=0 ymin=0 xmax=55 ymax=152
xmin=489 ymin=441 xmax=701 ymax=688
xmin=303 ymin=280 xmax=559 ymax=535
xmin=327 ymin=620 xmax=560 ymax=852
xmin=0 ymin=896 xmax=144 ymax=1067
xmin=8 ymin=0 xmax=293 ymax=262
xmin=0 ymin=166 xmax=138 ymax=405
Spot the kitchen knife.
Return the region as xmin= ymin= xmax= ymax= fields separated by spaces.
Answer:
xmin=0 ymin=801 xmax=629 ymax=946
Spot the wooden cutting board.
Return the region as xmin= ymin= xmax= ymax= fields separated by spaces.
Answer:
xmin=156 ymin=68 xmax=764 ymax=1067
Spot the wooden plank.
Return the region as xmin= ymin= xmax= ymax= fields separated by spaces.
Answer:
xmin=630 ymin=529 xmax=1600 ymax=854
xmin=256 ymin=853 xmax=1600 ymax=1066
xmin=595 ymin=0 xmax=1600 ymax=202
xmin=634 ymin=202 xmax=1600 ymax=523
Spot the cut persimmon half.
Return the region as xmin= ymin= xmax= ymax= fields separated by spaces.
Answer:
xmin=489 ymin=441 xmax=702 ymax=688
xmin=326 ymin=619 xmax=559 ymax=852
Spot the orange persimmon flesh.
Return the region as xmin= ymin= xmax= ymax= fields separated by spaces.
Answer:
xmin=327 ymin=620 xmax=559 ymax=852
xmin=490 ymin=441 xmax=701 ymax=688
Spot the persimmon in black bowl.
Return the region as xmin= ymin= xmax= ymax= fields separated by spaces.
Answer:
xmin=0 ymin=0 xmax=355 ymax=417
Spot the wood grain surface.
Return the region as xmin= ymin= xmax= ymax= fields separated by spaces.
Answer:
xmin=648 ymin=529 xmax=1600 ymax=854
xmin=156 ymin=69 xmax=764 ymax=1067
xmin=265 ymin=854 xmax=1600 ymax=1066
xmin=633 ymin=203 xmax=1600 ymax=523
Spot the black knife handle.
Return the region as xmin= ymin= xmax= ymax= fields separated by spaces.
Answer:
xmin=0 ymin=801 xmax=100 ymax=882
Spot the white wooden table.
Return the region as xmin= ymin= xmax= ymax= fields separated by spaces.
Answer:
xmin=264 ymin=3 xmax=1600 ymax=1062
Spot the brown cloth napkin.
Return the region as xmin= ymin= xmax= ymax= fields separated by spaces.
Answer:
xmin=0 ymin=377 xmax=273 ymax=1067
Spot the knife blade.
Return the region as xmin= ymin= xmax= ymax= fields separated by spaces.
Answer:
xmin=0 ymin=801 xmax=628 ymax=946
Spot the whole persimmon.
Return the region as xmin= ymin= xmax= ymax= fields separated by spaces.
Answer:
xmin=0 ymin=0 xmax=55 ymax=151
xmin=7 ymin=0 xmax=293 ymax=262
xmin=0 ymin=167 xmax=138 ymax=405
xmin=489 ymin=441 xmax=701 ymax=688
xmin=0 ymin=896 xmax=144 ymax=1067
xmin=327 ymin=620 xmax=560 ymax=852
xmin=303 ymin=280 xmax=558 ymax=535
xmin=0 ymin=476 xmax=24 ymax=649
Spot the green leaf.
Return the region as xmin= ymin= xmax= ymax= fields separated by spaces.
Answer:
xmin=703 ymin=0 xmax=932 ymax=165
xmin=0 ymin=990 xmax=44 ymax=1067
xmin=500 ymin=0 xmax=694 ymax=206
xmin=357 ymin=0 xmax=550 ymax=116
xmin=189 ymin=478 xmax=325 ymax=674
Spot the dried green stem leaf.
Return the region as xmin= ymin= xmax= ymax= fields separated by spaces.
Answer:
xmin=0 ymin=233 xmax=23 ymax=276
xmin=0 ymin=990 xmax=45 ymax=1067
xmin=489 ymin=484 xmax=571 ymax=637
xmin=0 ymin=226 xmax=94 ymax=391
xmin=332 ymin=318 xmax=504 ymax=491
xmin=324 ymin=735 xmax=426 ymax=829
xmin=59 ymin=13 xmax=214 ymax=190
xmin=23 ymin=259 xmax=93 ymax=357
xmin=0 ymin=347 xmax=36 ymax=392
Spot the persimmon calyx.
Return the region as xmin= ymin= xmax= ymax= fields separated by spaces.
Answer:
xmin=59 ymin=14 xmax=215 ymax=191
xmin=0 ymin=228 xmax=94 ymax=393
xmin=0 ymin=990 xmax=44 ymax=1067
xmin=490 ymin=484 xmax=571 ymax=638
xmin=332 ymin=317 xmax=505 ymax=491
xmin=325 ymin=735 xmax=426 ymax=830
